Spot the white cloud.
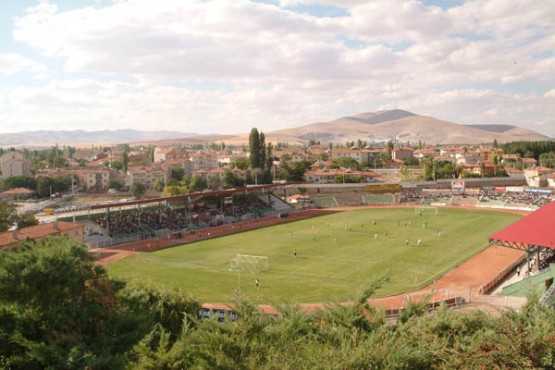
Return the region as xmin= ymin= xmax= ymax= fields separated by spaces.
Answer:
xmin=0 ymin=0 xmax=552 ymax=138
xmin=0 ymin=53 xmax=46 ymax=76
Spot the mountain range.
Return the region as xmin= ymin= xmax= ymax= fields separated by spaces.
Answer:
xmin=261 ymin=110 xmax=549 ymax=146
xmin=0 ymin=129 xmax=197 ymax=148
xmin=0 ymin=110 xmax=550 ymax=148
xmin=152 ymin=109 xmax=549 ymax=146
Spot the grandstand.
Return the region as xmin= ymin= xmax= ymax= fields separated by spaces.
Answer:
xmin=84 ymin=186 xmax=285 ymax=248
xmin=489 ymin=201 xmax=555 ymax=302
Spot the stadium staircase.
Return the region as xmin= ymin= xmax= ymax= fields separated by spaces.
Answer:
xmin=139 ymin=224 xmax=155 ymax=236
xmin=262 ymin=194 xmax=294 ymax=213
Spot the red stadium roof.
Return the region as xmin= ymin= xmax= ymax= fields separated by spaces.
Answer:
xmin=489 ymin=201 xmax=555 ymax=251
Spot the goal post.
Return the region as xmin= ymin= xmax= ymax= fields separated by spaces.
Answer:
xmin=229 ymin=254 xmax=269 ymax=274
xmin=415 ymin=207 xmax=439 ymax=215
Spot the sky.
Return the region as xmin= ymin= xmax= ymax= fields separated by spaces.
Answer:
xmin=0 ymin=0 xmax=554 ymax=137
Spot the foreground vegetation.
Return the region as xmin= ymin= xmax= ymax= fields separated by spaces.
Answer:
xmin=109 ymin=208 xmax=521 ymax=302
xmin=2 ymin=237 xmax=555 ymax=369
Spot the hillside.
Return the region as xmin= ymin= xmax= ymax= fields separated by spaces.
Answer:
xmin=0 ymin=110 xmax=549 ymax=147
xmin=139 ymin=110 xmax=550 ymax=147
xmin=265 ymin=110 xmax=550 ymax=145
xmin=0 ymin=129 xmax=197 ymax=148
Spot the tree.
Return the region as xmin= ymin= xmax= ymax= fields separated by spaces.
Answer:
xmin=188 ymin=175 xmax=208 ymax=192
xmin=170 ymin=167 xmax=185 ymax=182
xmin=421 ymin=157 xmax=435 ymax=181
xmin=35 ymin=176 xmax=71 ymax=198
xmin=0 ymin=200 xmax=19 ymax=232
xmin=0 ymin=176 xmax=37 ymax=191
xmin=207 ymin=175 xmax=222 ymax=190
xmin=265 ymin=143 xmax=274 ymax=177
xmin=151 ymin=179 xmax=165 ymax=192
xmin=435 ymin=161 xmax=457 ymax=179
xmin=331 ymin=157 xmax=360 ymax=170
xmin=223 ymin=170 xmax=246 ymax=188
xmin=335 ymin=175 xmax=366 ymax=183
xmin=131 ymin=182 xmax=146 ymax=199
xmin=539 ymin=152 xmax=555 ymax=168
xmin=162 ymin=185 xmax=188 ymax=197
xmin=17 ymin=213 xmax=39 ymax=228
xmin=231 ymin=158 xmax=250 ymax=170
xmin=0 ymin=237 xmax=144 ymax=369
xmin=107 ymin=179 xmax=124 ymax=191
xmin=501 ymin=140 xmax=555 ymax=160
xmin=76 ymin=158 xmax=89 ymax=167
xmin=277 ymin=160 xmax=311 ymax=182
xmin=53 ymin=156 xmax=68 ymax=168
xmin=249 ymin=128 xmax=261 ymax=169
xmin=404 ymin=157 xmax=420 ymax=166
xmin=259 ymin=132 xmax=266 ymax=170
xmin=122 ymin=151 xmax=129 ymax=173
xmin=387 ymin=140 xmax=394 ymax=156
xmin=248 ymin=128 xmax=272 ymax=184
xmin=110 ymin=160 xmax=123 ymax=171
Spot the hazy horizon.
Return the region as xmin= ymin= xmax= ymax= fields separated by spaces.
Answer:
xmin=1 ymin=1 xmax=554 ymax=137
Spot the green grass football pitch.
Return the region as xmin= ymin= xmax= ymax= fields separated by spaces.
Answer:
xmin=108 ymin=208 xmax=521 ymax=303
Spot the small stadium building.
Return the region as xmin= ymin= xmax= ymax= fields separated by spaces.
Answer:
xmin=0 ymin=221 xmax=85 ymax=251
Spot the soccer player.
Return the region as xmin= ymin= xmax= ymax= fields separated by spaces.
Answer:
xmin=255 ymin=278 xmax=260 ymax=289
xmin=293 ymin=248 xmax=297 ymax=257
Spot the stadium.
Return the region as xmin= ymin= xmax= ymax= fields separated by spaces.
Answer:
xmin=81 ymin=181 xmax=555 ymax=316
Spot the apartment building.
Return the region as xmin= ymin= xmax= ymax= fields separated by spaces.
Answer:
xmin=154 ymin=147 xmax=188 ymax=163
xmin=126 ymin=165 xmax=170 ymax=188
xmin=329 ymin=148 xmax=382 ymax=165
xmin=0 ymin=151 xmax=30 ymax=178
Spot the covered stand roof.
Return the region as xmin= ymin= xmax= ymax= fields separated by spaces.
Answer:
xmin=489 ymin=201 xmax=555 ymax=251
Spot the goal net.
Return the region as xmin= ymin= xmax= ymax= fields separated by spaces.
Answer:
xmin=229 ymin=254 xmax=269 ymax=274
xmin=415 ymin=207 xmax=439 ymax=215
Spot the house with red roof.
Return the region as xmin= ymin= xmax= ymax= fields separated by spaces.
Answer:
xmin=0 ymin=221 xmax=84 ymax=251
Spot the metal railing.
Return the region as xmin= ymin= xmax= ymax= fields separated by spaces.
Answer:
xmin=540 ymin=283 xmax=555 ymax=306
